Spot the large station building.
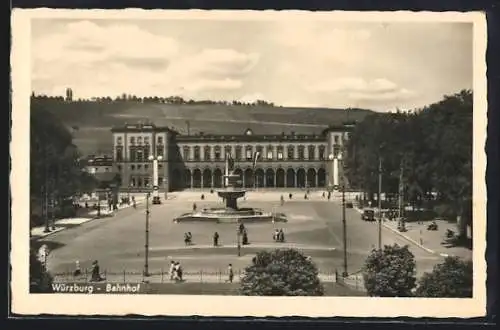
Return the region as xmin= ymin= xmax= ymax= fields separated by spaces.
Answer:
xmin=111 ymin=122 xmax=355 ymax=192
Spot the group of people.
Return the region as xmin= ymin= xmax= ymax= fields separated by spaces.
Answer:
xmin=273 ymin=228 xmax=286 ymax=243
xmin=184 ymin=232 xmax=193 ymax=245
xmin=169 ymin=260 xmax=184 ymax=282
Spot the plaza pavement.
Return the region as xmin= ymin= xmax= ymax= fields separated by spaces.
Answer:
xmin=42 ymin=192 xmax=446 ymax=288
xmin=30 ymin=196 xmax=147 ymax=240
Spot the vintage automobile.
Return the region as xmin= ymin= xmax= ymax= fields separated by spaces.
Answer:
xmin=361 ymin=209 xmax=375 ymax=221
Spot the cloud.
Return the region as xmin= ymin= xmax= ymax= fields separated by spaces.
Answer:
xmin=33 ymin=20 xmax=179 ymax=65
xmin=32 ymin=21 xmax=260 ymax=98
xmin=166 ymin=48 xmax=260 ymax=82
xmin=238 ymin=92 xmax=265 ymax=103
xmin=180 ymin=78 xmax=243 ymax=92
xmin=309 ymin=77 xmax=399 ymax=94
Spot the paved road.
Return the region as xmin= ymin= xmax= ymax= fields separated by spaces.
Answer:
xmin=42 ymin=197 xmax=443 ymax=278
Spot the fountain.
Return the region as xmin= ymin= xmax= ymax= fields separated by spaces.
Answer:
xmin=173 ymin=156 xmax=287 ymax=224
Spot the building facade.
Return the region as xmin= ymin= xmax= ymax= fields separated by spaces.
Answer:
xmin=111 ymin=122 xmax=354 ymax=192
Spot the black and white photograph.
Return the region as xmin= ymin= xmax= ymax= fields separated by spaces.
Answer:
xmin=11 ymin=9 xmax=487 ymax=317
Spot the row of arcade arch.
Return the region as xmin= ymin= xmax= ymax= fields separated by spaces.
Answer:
xmin=171 ymin=167 xmax=327 ymax=189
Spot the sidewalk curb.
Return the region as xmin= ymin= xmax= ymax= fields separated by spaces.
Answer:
xmin=381 ymin=223 xmax=437 ymax=255
xmin=353 ymin=207 xmax=439 ymax=256
xmin=30 ymin=201 xmax=146 ymax=241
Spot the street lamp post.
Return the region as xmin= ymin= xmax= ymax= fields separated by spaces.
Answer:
xmin=144 ymin=192 xmax=151 ymax=277
xmin=327 ymin=153 xmax=335 ymax=192
xmin=338 ymin=151 xmax=348 ymax=277
xmin=236 ymin=229 xmax=241 ymax=257
xmin=377 ymin=156 xmax=383 ymax=250
xmin=148 ymin=155 xmax=163 ymax=205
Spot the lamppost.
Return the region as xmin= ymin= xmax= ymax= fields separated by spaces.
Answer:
xmin=144 ymin=191 xmax=151 ymax=277
xmin=338 ymin=151 xmax=348 ymax=278
xmin=236 ymin=228 xmax=241 ymax=257
xmin=377 ymin=154 xmax=383 ymax=250
xmin=148 ymin=154 xmax=163 ymax=205
xmin=327 ymin=153 xmax=335 ymax=193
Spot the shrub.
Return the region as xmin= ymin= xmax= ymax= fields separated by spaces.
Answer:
xmin=239 ymin=249 xmax=324 ymax=296
xmin=415 ymin=256 xmax=473 ymax=297
xmin=362 ymin=244 xmax=417 ymax=297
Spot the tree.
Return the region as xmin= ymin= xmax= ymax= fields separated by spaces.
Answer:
xmin=30 ymin=249 xmax=54 ymax=293
xmin=415 ymin=256 xmax=473 ymax=297
xmin=363 ymin=244 xmax=417 ymax=297
xmin=239 ymin=249 xmax=324 ymax=296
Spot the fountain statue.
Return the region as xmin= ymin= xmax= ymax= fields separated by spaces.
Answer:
xmin=173 ymin=155 xmax=287 ymax=223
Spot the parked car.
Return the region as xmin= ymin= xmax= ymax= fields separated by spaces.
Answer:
xmin=361 ymin=209 xmax=375 ymax=221
xmin=346 ymin=202 xmax=354 ymax=209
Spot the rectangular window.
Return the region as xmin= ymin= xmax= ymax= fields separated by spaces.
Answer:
xmin=287 ymin=146 xmax=294 ymax=159
xmin=204 ymin=146 xmax=211 ymax=161
xmin=308 ymin=146 xmax=316 ymax=160
xmin=158 ymin=177 xmax=163 ymax=186
xmin=246 ymin=148 xmax=252 ymax=160
xmin=277 ymin=146 xmax=283 ymax=160
xmin=156 ymin=145 xmax=164 ymax=157
xmin=235 ymin=146 xmax=242 ymax=160
xmin=117 ymin=137 xmax=123 ymax=145
xmin=224 ymin=146 xmax=232 ymax=159
xmin=137 ymin=164 xmax=142 ymax=170
xmin=136 ymin=149 xmax=143 ymax=162
xmin=116 ymin=146 xmax=123 ymax=162
xmin=183 ymin=146 xmax=190 ymax=160
xmin=144 ymin=137 xmax=150 ymax=145
xmin=130 ymin=137 xmax=135 ymax=145
xmin=131 ymin=165 xmax=135 ymax=171
xmin=144 ymin=164 xmax=149 ymax=170
xmin=157 ymin=136 xmax=163 ymax=145
xmin=137 ymin=137 xmax=143 ymax=145
xmin=298 ymin=146 xmax=305 ymax=160
xmin=129 ymin=147 xmax=136 ymax=162
xmin=131 ymin=178 xmax=136 ymax=187
xmin=194 ymin=147 xmax=200 ymax=161
xmin=214 ymin=147 xmax=221 ymax=160
xmin=143 ymin=178 xmax=149 ymax=188
xmin=334 ymin=135 xmax=339 ymax=144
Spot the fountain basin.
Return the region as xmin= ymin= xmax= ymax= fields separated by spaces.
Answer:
xmin=173 ymin=207 xmax=287 ymax=224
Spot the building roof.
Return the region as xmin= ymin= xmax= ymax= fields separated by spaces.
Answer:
xmin=111 ymin=123 xmax=179 ymax=134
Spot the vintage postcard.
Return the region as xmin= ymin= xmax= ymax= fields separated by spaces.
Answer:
xmin=10 ymin=9 xmax=487 ymax=317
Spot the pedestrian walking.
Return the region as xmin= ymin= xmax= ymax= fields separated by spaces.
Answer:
xmin=213 ymin=231 xmax=219 ymax=246
xmin=73 ymin=260 xmax=81 ymax=277
xmin=169 ymin=260 xmax=175 ymax=280
xmin=177 ymin=262 xmax=183 ymax=282
xmin=90 ymin=260 xmax=103 ymax=282
xmin=227 ymin=264 xmax=234 ymax=283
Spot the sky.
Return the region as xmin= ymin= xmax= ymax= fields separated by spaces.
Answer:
xmin=31 ymin=17 xmax=473 ymax=112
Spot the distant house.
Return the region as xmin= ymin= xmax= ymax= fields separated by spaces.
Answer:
xmin=83 ymin=155 xmax=121 ymax=189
